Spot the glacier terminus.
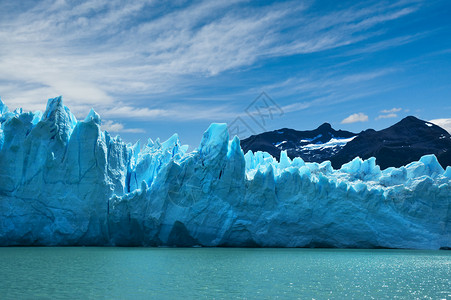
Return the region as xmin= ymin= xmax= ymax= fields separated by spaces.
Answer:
xmin=0 ymin=97 xmax=450 ymax=249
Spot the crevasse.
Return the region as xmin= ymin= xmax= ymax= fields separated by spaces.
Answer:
xmin=0 ymin=97 xmax=450 ymax=248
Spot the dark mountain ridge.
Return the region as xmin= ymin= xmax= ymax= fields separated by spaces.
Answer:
xmin=241 ymin=122 xmax=356 ymax=163
xmin=240 ymin=116 xmax=451 ymax=169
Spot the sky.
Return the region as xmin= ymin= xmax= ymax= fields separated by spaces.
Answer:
xmin=1 ymin=0 xmax=451 ymax=148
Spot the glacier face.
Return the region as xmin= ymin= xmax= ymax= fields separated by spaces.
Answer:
xmin=0 ymin=97 xmax=450 ymax=249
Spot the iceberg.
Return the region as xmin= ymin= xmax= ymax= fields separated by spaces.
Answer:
xmin=0 ymin=97 xmax=450 ymax=249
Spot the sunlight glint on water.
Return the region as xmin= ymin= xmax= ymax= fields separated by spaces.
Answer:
xmin=0 ymin=248 xmax=450 ymax=299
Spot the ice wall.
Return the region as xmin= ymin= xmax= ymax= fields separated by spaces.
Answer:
xmin=0 ymin=97 xmax=450 ymax=249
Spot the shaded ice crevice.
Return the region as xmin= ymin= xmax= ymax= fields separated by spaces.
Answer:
xmin=0 ymin=97 xmax=450 ymax=249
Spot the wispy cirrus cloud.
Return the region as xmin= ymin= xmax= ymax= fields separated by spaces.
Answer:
xmin=102 ymin=103 xmax=239 ymax=121
xmin=343 ymin=32 xmax=431 ymax=56
xmin=259 ymin=68 xmax=399 ymax=115
xmin=0 ymin=0 xmax=422 ymax=120
xmin=381 ymin=108 xmax=402 ymax=114
xmin=376 ymin=113 xmax=398 ymax=120
xmin=101 ymin=120 xmax=145 ymax=133
xmin=376 ymin=107 xmax=402 ymax=120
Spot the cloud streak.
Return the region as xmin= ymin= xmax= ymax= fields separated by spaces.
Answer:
xmin=376 ymin=113 xmax=398 ymax=120
xmin=0 ymin=0 xmax=422 ymax=121
xmin=381 ymin=108 xmax=402 ymax=114
xmin=101 ymin=120 xmax=145 ymax=134
xmin=102 ymin=103 xmax=239 ymax=121
xmin=375 ymin=107 xmax=403 ymax=120
xmin=259 ymin=68 xmax=399 ymax=116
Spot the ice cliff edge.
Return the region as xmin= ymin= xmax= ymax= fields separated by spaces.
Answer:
xmin=0 ymin=97 xmax=450 ymax=249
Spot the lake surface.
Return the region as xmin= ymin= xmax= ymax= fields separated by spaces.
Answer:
xmin=0 ymin=247 xmax=450 ymax=299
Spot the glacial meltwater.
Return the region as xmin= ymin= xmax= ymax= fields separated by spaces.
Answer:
xmin=0 ymin=248 xmax=450 ymax=299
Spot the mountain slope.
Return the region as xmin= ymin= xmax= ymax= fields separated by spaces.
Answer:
xmin=241 ymin=116 xmax=451 ymax=169
xmin=240 ymin=123 xmax=356 ymax=162
xmin=330 ymin=116 xmax=451 ymax=169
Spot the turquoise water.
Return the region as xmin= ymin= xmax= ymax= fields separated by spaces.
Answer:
xmin=0 ymin=248 xmax=450 ymax=299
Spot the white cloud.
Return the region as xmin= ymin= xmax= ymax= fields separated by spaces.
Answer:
xmin=101 ymin=120 xmax=145 ymax=133
xmin=0 ymin=0 xmax=421 ymax=120
xmin=281 ymin=102 xmax=312 ymax=114
xmin=375 ymin=107 xmax=403 ymax=120
xmin=341 ymin=113 xmax=369 ymax=124
xmin=343 ymin=32 xmax=430 ymax=56
xmin=376 ymin=113 xmax=398 ymax=120
xmin=259 ymin=68 xmax=399 ymax=115
xmin=429 ymin=118 xmax=451 ymax=134
xmin=102 ymin=103 xmax=238 ymax=121
xmin=381 ymin=107 xmax=402 ymax=114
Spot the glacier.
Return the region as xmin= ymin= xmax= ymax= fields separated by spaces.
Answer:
xmin=0 ymin=97 xmax=450 ymax=249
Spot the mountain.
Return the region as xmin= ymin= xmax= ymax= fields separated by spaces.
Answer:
xmin=241 ymin=116 xmax=451 ymax=169
xmin=0 ymin=98 xmax=450 ymax=249
xmin=240 ymin=123 xmax=356 ymax=162
xmin=331 ymin=116 xmax=451 ymax=169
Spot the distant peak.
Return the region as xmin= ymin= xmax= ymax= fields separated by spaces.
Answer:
xmin=398 ymin=116 xmax=422 ymax=124
xmin=317 ymin=123 xmax=332 ymax=130
xmin=394 ymin=116 xmax=441 ymax=129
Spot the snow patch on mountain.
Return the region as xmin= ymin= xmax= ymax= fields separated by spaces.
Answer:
xmin=302 ymin=136 xmax=356 ymax=151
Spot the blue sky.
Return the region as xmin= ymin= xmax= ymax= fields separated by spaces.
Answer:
xmin=1 ymin=0 xmax=450 ymax=147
